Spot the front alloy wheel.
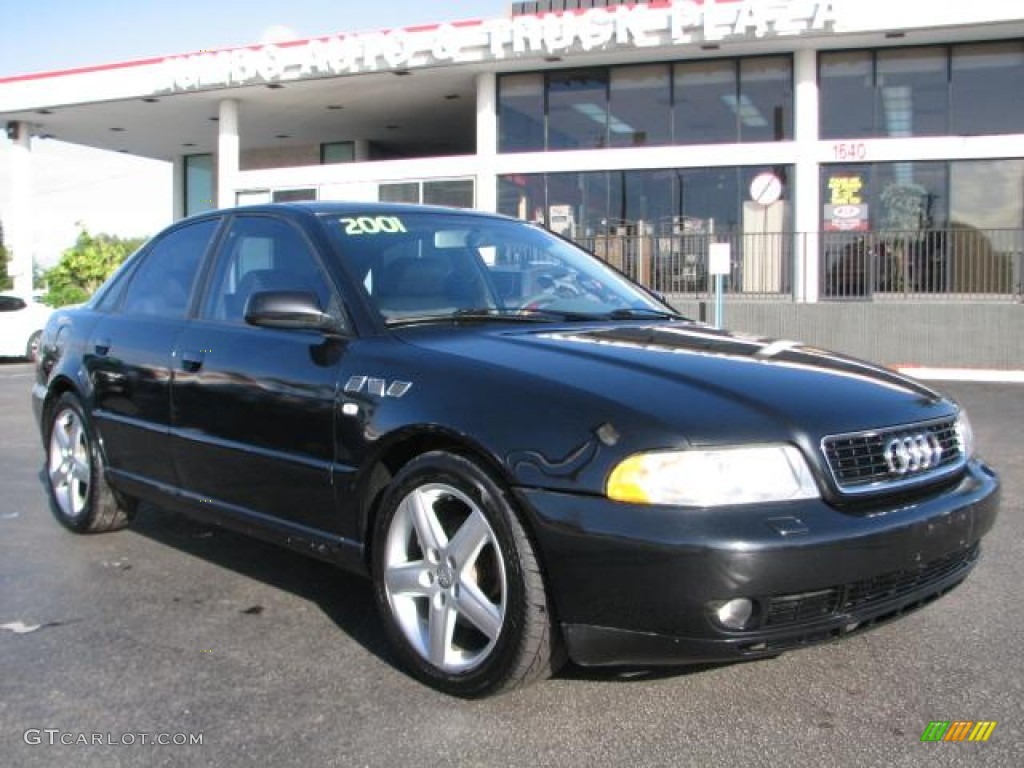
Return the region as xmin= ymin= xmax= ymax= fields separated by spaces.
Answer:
xmin=372 ymin=451 xmax=560 ymax=696
xmin=383 ymin=482 xmax=507 ymax=674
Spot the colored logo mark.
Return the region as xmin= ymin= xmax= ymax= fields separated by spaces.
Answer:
xmin=920 ymin=721 xmax=997 ymax=742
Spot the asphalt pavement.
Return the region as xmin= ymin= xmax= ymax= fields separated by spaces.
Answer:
xmin=1 ymin=360 xmax=1021 ymax=767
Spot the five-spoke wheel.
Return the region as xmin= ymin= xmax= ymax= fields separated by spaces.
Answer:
xmin=372 ymin=451 xmax=560 ymax=696
xmin=45 ymin=393 xmax=135 ymax=533
xmin=48 ymin=405 xmax=91 ymax=521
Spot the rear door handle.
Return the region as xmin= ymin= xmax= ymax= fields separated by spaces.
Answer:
xmin=94 ymin=338 xmax=111 ymax=356
xmin=180 ymin=350 xmax=205 ymax=373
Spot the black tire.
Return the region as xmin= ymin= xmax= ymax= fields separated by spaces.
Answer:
xmin=26 ymin=331 xmax=42 ymax=363
xmin=371 ymin=451 xmax=562 ymax=697
xmin=44 ymin=392 xmax=136 ymax=533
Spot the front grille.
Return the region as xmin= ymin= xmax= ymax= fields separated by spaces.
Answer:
xmin=763 ymin=543 xmax=978 ymax=629
xmin=822 ymin=416 xmax=964 ymax=494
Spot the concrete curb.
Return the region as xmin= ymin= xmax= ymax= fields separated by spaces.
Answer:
xmin=894 ymin=367 xmax=1024 ymax=383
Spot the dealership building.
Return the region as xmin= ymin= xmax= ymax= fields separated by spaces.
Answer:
xmin=1 ymin=0 xmax=1022 ymax=366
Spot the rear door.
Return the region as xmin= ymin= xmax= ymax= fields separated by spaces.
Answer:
xmin=171 ymin=213 xmax=346 ymax=534
xmin=86 ymin=218 xmax=220 ymax=489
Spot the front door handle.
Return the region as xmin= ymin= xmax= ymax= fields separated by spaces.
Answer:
xmin=94 ymin=338 xmax=112 ymax=356
xmin=180 ymin=350 xmax=205 ymax=373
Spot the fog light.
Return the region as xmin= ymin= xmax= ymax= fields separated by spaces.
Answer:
xmin=715 ymin=598 xmax=754 ymax=630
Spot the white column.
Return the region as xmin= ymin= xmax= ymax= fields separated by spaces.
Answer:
xmin=171 ymin=155 xmax=185 ymax=220
xmin=217 ymin=99 xmax=239 ymax=209
xmin=7 ymin=121 xmax=34 ymax=295
xmin=475 ymin=72 xmax=498 ymax=212
xmin=793 ymin=48 xmax=820 ymax=303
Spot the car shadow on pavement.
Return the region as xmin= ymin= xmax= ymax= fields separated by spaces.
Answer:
xmin=42 ymin=478 xmax=744 ymax=689
xmin=111 ymin=501 xmax=399 ymax=669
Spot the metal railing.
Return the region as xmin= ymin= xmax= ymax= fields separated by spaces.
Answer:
xmin=573 ymin=229 xmax=1024 ymax=302
xmin=821 ymin=229 xmax=1023 ymax=301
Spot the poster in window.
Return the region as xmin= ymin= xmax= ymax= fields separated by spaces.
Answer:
xmin=824 ymin=174 xmax=869 ymax=231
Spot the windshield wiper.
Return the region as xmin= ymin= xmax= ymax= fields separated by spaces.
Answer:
xmin=604 ymin=307 xmax=685 ymax=321
xmin=386 ymin=307 xmax=602 ymax=327
xmin=452 ymin=308 xmax=559 ymax=322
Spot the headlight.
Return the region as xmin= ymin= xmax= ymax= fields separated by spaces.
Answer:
xmin=955 ymin=409 xmax=975 ymax=459
xmin=606 ymin=445 xmax=819 ymax=507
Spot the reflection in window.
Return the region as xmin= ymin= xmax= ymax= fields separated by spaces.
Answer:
xmin=739 ymin=57 xmax=792 ymax=142
xmin=951 ymin=159 xmax=1024 ymax=230
xmin=819 ymin=51 xmax=874 ymax=139
xmin=875 ymin=161 xmax=947 ymax=230
xmin=952 ymin=42 xmax=1024 ymax=136
xmin=608 ymin=65 xmax=671 ymax=147
xmin=547 ymin=70 xmax=609 ymax=150
xmin=875 ymin=47 xmax=948 ymax=137
xmin=498 ymin=73 xmax=545 ymax=152
xmin=674 ymin=60 xmax=737 ymax=144
xmin=123 ymin=220 xmax=217 ymax=318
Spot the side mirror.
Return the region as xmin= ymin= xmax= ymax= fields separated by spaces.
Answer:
xmin=244 ymin=290 xmax=343 ymax=336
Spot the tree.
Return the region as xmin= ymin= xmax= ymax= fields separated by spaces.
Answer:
xmin=0 ymin=244 xmax=11 ymax=292
xmin=0 ymin=220 xmax=11 ymax=292
xmin=43 ymin=228 xmax=146 ymax=306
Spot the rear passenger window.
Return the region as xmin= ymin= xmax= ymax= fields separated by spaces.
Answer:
xmin=201 ymin=215 xmax=333 ymax=324
xmin=122 ymin=220 xmax=217 ymax=318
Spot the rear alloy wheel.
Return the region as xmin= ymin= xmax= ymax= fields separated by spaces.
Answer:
xmin=372 ymin=451 xmax=561 ymax=696
xmin=46 ymin=392 xmax=136 ymax=533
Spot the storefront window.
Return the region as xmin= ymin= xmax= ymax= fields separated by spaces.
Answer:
xmin=272 ymin=188 xmax=316 ymax=202
xmin=498 ymin=56 xmax=793 ymax=152
xmin=184 ymin=153 xmax=214 ymax=217
xmin=820 ymin=51 xmax=874 ymax=139
xmin=951 ymin=42 xmax=1024 ymax=136
xmin=498 ymin=73 xmax=545 ymax=152
xmin=739 ymin=57 xmax=792 ymax=142
xmin=875 ymin=47 xmax=948 ymax=137
xmin=321 ymin=142 xmax=355 ymax=164
xmin=608 ymin=65 xmax=671 ymax=148
xmin=547 ymin=70 xmax=609 ymax=150
xmin=950 ymin=159 xmax=1024 ymax=230
xmin=499 ymin=166 xmax=792 ymax=238
xmin=673 ymin=59 xmax=737 ymax=145
xmin=423 ymin=179 xmax=474 ymax=208
xmin=380 ymin=180 xmax=474 ymax=208
xmin=379 ymin=182 xmax=419 ymax=204
xmin=499 ymin=167 xmax=792 ymax=295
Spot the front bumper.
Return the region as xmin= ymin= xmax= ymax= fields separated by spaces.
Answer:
xmin=515 ymin=459 xmax=999 ymax=666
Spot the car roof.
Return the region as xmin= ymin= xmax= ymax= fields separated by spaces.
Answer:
xmin=184 ymin=201 xmax=514 ymax=223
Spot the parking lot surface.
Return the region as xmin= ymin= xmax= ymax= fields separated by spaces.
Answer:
xmin=1 ymin=360 xmax=1021 ymax=767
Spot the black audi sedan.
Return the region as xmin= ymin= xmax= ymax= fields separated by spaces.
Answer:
xmin=32 ymin=202 xmax=999 ymax=696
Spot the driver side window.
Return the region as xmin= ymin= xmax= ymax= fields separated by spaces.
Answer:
xmin=202 ymin=215 xmax=334 ymax=325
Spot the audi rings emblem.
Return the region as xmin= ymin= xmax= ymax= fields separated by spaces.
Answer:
xmin=883 ymin=433 xmax=943 ymax=475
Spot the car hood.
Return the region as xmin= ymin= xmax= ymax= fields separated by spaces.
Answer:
xmin=395 ymin=321 xmax=954 ymax=447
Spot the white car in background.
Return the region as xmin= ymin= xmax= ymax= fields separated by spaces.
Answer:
xmin=0 ymin=292 xmax=52 ymax=362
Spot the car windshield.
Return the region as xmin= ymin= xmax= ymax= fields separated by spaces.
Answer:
xmin=324 ymin=212 xmax=674 ymax=325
